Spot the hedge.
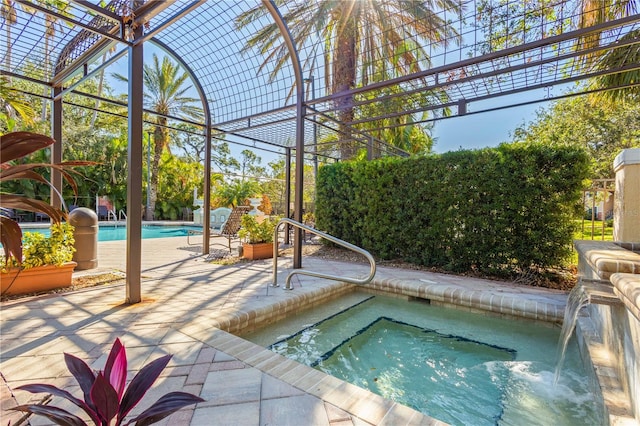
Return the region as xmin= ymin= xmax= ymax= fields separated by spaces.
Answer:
xmin=316 ymin=143 xmax=590 ymax=276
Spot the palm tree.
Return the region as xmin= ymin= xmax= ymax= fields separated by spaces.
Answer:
xmin=0 ymin=76 xmax=35 ymax=131
xmin=576 ymin=0 xmax=639 ymax=100
xmin=215 ymin=180 xmax=261 ymax=208
xmin=1 ymin=1 xmax=37 ymax=74
xmin=593 ymin=29 xmax=640 ymax=100
xmin=1 ymin=0 xmax=17 ymax=72
xmin=114 ymin=54 xmax=203 ymax=220
xmin=37 ymin=0 xmax=71 ymax=121
xmin=236 ymin=0 xmax=461 ymax=159
xmin=577 ymin=0 xmax=637 ymax=52
xmin=90 ymin=48 xmax=117 ymax=127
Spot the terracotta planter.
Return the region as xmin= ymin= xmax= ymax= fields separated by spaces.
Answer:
xmin=1 ymin=261 xmax=77 ymax=296
xmin=242 ymin=242 xmax=274 ymax=260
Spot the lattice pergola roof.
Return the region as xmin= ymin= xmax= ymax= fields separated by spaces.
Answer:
xmin=2 ymin=0 xmax=638 ymax=298
xmin=2 ymin=0 xmax=639 ymax=159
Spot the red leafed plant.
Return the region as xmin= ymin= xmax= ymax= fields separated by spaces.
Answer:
xmin=12 ymin=338 xmax=204 ymax=425
xmin=0 ymin=131 xmax=94 ymax=266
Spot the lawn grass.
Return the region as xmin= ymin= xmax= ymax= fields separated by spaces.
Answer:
xmin=567 ymin=219 xmax=614 ymax=268
xmin=574 ymin=219 xmax=614 ymax=241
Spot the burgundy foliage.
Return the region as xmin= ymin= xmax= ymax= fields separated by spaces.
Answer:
xmin=12 ymin=338 xmax=204 ymax=425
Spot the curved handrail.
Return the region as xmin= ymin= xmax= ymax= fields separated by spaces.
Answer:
xmin=272 ymin=218 xmax=376 ymax=290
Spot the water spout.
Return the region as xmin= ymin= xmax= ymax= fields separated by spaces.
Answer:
xmin=554 ymin=279 xmax=619 ymax=384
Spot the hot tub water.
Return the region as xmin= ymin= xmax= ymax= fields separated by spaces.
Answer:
xmin=242 ymin=292 xmax=604 ymax=426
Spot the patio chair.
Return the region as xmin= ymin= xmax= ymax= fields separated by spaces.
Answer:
xmin=35 ymin=212 xmax=49 ymax=222
xmin=97 ymin=205 xmax=110 ymax=221
xmin=187 ymin=205 xmax=251 ymax=252
xmin=97 ymin=196 xmax=116 ymax=221
xmin=1 ymin=208 xmax=18 ymax=221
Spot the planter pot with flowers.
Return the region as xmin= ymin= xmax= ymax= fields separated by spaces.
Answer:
xmin=1 ymin=132 xmax=93 ymax=297
xmin=1 ymin=223 xmax=77 ymax=296
xmin=238 ymin=214 xmax=277 ymax=260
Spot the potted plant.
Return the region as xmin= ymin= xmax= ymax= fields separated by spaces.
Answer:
xmin=0 ymin=131 xmax=93 ymax=297
xmin=1 ymin=223 xmax=77 ymax=296
xmin=11 ymin=338 xmax=203 ymax=425
xmin=238 ymin=214 xmax=277 ymax=260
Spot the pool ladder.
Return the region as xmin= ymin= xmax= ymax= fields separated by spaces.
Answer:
xmin=271 ymin=218 xmax=376 ymax=290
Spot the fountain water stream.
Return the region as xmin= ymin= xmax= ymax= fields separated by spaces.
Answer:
xmin=554 ymin=278 xmax=620 ymax=384
xmin=554 ymin=282 xmax=589 ymax=384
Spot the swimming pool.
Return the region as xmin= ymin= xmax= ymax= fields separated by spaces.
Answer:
xmin=242 ymin=292 xmax=604 ymax=426
xmin=21 ymin=224 xmax=202 ymax=242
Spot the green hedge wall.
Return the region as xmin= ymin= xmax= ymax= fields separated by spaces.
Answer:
xmin=316 ymin=143 xmax=590 ymax=275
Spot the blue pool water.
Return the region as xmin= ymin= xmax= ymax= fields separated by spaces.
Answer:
xmin=21 ymin=225 xmax=202 ymax=242
xmin=242 ymin=292 xmax=604 ymax=426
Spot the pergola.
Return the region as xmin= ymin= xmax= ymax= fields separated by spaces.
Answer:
xmin=2 ymin=0 xmax=639 ymax=303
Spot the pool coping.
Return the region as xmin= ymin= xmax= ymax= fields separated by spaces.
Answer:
xmin=198 ymin=275 xmax=567 ymax=337
xmin=366 ymin=276 xmax=565 ymax=323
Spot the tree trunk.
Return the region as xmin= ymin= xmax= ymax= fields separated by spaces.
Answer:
xmin=91 ymin=53 xmax=107 ymax=127
xmin=3 ymin=1 xmax=17 ymax=78
xmin=146 ymin=122 xmax=166 ymax=220
xmin=333 ymin=3 xmax=358 ymax=160
xmin=41 ymin=36 xmax=49 ymax=121
xmin=5 ymin=21 xmax=11 ymax=72
xmin=41 ymin=16 xmax=56 ymax=121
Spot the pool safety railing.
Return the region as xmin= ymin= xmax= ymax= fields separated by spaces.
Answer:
xmin=118 ymin=210 xmax=127 ymax=221
xmin=272 ymin=218 xmax=376 ymax=290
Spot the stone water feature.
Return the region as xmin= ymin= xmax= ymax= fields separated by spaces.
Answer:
xmin=572 ymin=148 xmax=640 ymax=425
xmin=554 ymin=278 xmax=619 ymax=385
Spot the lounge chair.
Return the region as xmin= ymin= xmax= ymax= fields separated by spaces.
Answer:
xmin=210 ymin=207 xmax=232 ymax=229
xmin=188 ymin=206 xmax=250 ymax=252
xmin=182 ymin=207 xmax=193 ymax=221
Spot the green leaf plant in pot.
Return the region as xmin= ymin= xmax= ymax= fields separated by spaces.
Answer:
xmin=12 ymin=338 xmax=204 ymax=425
xmin=0 ymin=131 xmax=95 ymax=297
xmin=238 ymin=214 xmax=277 ymax=260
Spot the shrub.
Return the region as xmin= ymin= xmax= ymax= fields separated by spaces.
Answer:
xmin=238 ymin=214 xmax=277 ymax=244
xmin=1 ymin=223 xmax=75 ymax=271
xmin=316 ymin=144 xmax=590 ymax=276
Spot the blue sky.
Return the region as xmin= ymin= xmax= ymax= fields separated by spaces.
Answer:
xmin=106 ymin=45 xmax=552 ymax=166
xmin=429 ymin=83 xmax=574 ymax=153
xmin=431 ymin=103 xmax=541 ymax=153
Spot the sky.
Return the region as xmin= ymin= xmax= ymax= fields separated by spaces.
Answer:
xmin=221 ymin=91 xmax=551 ymax=165
xmin=431 ymin=103 xmax=542 ymax=153
xmin=106 ymin=45 xmax=553 ymax=167
xmin=428 ymin=83 xmax=573 ymax=154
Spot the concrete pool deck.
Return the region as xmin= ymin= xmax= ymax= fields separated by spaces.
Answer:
xmin=1 ymin=235 xmax=568 ymax=425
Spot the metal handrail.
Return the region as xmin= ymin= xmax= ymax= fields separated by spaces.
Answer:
xmin=272 ymin=218 xmax=376 ymax=290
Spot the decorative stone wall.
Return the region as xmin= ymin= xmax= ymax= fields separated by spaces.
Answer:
xmin=614 ymin=148 xmax=640 ymax=242
xmin=575 ymin=240 xmax=640 ymax=424
xmin=611 ymin=272 xmax=640 ymax=421
xmin=575 ymin=241 xmax=640 ymax=280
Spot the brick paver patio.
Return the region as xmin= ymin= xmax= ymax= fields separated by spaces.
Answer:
xmin=1 ymin=232 xmax=567 ymax=425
